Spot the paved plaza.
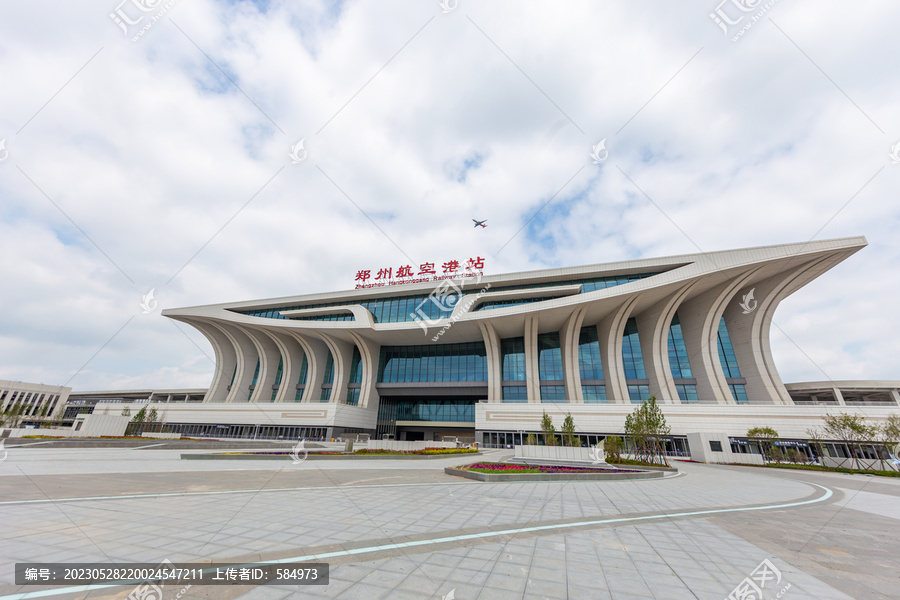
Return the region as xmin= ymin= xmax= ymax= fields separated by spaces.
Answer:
xmin=1 ymin=443 xmax=898 ymax=599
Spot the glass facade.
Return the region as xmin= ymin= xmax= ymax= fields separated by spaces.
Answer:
xmin=667 ymin=314 xmax=693 ymax=379
xmin=345 ymin=388 xmax=360 ymax=406
xmin=540 ymin=385 xmax=566 ymax=402
xmin=378 ymin=342 xmax=487 ymax=383
xmin=474 ymin=297 xmax=561 ymax=311
xmin=235 ymin=272 xmax=664 ymax=322
xmin=622 ymin=318 xmax=647 ymax=379
xmin=718 ymin=317 xmax=747 ymax=403
xmin=578 ymin=326 xmax=603 ymax=380
xmin=320 ymin=351 xmax=334 ymax=402
xmin=395 ymin=400 xmax=475 ymax=422
xmin=501 ymin=337 xmax=526 ymax=381
xmin=294 ymin=354 xmax=308 ymax=402
xmin=582 ymin=384 xmax=607 ymax=403
xmin=675 ymin=383 xmax=699 ymax=403
xmin=537 ymin=333 xmax=563 ymax=381
xmin=717 ymin=317 xmax=742 ymax=378
xmin=502 ymin=386 xmax=528 ymax=402
xmin=628 ymin=384 xmax=650 ymax=404
xmin=730 ymin=383 xmax=749 ymax=403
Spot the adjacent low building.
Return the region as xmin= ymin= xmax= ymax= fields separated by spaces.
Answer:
xmin=148 ymin=236 xmax=897 ymax=449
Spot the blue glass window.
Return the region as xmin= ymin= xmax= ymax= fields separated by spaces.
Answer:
xmin=250 ymin=359 xmax=260 ymax=386
xmin=234 ymin=272 xmax=665 ymax=322
xmin=345 ymin=388 xmax=360 ymax=406
xmin=349 ymin=347 xmax=362 ymax=384
xmin=582 ymin=385 xmax=607 ymax=403
xmin=675 ymin=383 xmax=699 ymax=403
xmin=628 ymin=384 xmax=650 ymax=404
xmin=501 ymin=337 xmax=526 ymax=381
xmin=273 ymin=358 xmax=283 ymax=386
xmin=378 ymin=342 xmax=487 ymax=383
xmin=622 ymin=318 xmax=646 ymax=380
xmin=540 ymin=385 xmax=566 ymax=402
xmin=667 ymin=314 xmax=693 ymax=379
xmin=730 ymin=383 xmax=749 ymax=404
xmin=320 ymin=351 xmax=334 ymax=402
xmin=502 ymin=386 xmax=528 ymax=402
xmin=717 ymin=317 xmax=742 ymax=378
xmin=538 ymin=332 xmax=563 ymax=381
xmin=578 ymin=326 xmax=603 ymax=381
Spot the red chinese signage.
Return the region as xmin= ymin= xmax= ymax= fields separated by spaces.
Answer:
xmin=355 ymin=257 xmax=485 ymax=289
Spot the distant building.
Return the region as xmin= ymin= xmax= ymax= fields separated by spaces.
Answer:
xmin=0 ymin=380 xmax=70 ymax=424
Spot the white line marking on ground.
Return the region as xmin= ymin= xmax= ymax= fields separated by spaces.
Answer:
xmin=0 ymin=482 xmax=833 ymax=600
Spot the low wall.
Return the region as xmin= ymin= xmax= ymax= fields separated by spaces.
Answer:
xmin=141 ymin=432 xmax=182 ymax=439
xmin=514 ymin=445 xmax=604 ymax=463
xmin=367 ymin=440 xmax=457 ymax=451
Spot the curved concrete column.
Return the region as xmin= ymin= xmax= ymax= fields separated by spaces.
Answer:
xmin=285 ymin=331 xmax=323 ymax=403
xmin=635 ymin=282 xmax=697 ymax=404
xmin=260 ymin=329 xmax=306 ymax=403
xmin=597 ymin=296 xmax=639 ymax=404
xmin=238 ymin=325 xmax=282 ymax=403
xmin=347 ymin=332 xmax=380 ymax=409
xmin=477 ymin=321 xmax=502 ymax=402
xmin=210 ymin=322 xmax=259 ymax=404
xmin=724 ymin=256 xmax=835 ymax=405
xmin=560 ymin=306 xmax=589 ymax=403
xmin=524 ymin=315 xmax=540 ymax=403
xmin=678 ymin=267 xmax=762 ymax=404
xmin=183 ymin=319 xmax=235 ymax=404
xmin=316 ymin=333 xmax=354 ymax=405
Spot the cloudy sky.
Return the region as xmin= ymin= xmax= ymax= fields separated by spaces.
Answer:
xmin=0 ymin=0 xmax=897 ymax=392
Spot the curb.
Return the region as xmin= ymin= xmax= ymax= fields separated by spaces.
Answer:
xmin=444 ymin=466 xmax=670 ymax=482
xmin=181 ymin=452 xmax=481 ymax=461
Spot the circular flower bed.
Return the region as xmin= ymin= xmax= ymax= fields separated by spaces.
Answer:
xmin=462 ymin=462 xmax=640 ymax=474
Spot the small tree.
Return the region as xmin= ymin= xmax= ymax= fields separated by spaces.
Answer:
xmin=806 ymin=426 xmax=825 ymax=464
xmin=822 ymin=413 xmax=874 ymax=466
xmin=747 ymin=426 xmax=780 ymax=462
xmin=624 ymin=397 xmax=670 ymax=466
xmin=604 ymin=435 xmax=623 ymax=462
xmin=130 ymin=406 xmax=148 ymax=435
xmin=540 ymin=412 xmax=558 ymax=446
xmin=874 ymin=413 xmax=900 ymax=470
xmin=525 ymin=434 xmax=537 ymax=446
xmin=561 ymin=413 xmax=578 ymax=447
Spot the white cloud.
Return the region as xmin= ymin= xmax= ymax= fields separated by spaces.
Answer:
xmin=0 ymin=0 xmax=898 ymax=390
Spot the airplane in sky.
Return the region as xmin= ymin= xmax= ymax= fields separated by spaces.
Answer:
xmin=472 ymin=219 xmax=487 ymax=228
